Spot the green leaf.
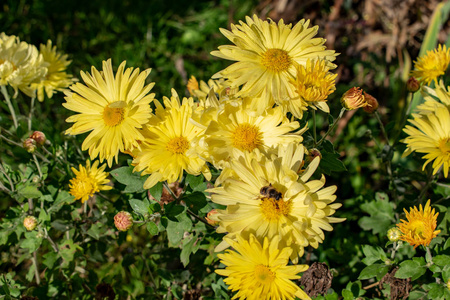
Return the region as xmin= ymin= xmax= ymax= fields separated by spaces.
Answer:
xmin=428 ymin=283 xmax=445 ymax=299
xmin=110 ymin=166 xmax=147 ymax=193
xmin=442 ymin=265 xmax=450 ymax=282
xmin=17 ymin=184 xmax=43 ymax=199
xmin=20 ymin=231 xmax=42 ymax=253
xmin=185 ymin=174 xmax=206 ymax=191
xmin=183 ymin=192 xmax=207 ymax=214
xmin=408 ymin=291 xmax=427 ymax=300
xmin=433 ymin=255 xmax=450 ymax=267
xmin=146 ymin=222 xmax=158 ymax=236
xmin=164 ymin=202 xmax=185 ymax=221
xmin=358 ymin=263 xmax=390 ymax=280
xmin=180 ymin=234 xmax=199 ymax=267
xmin=129 ymin=199 xmax=150 ymax=216
xmin=43 ymin=251 xmax=59 ymax=269
xmin=148 ymin=182 xmax=163 ymax=201
xmin=319 ymin=152 xmax=347 ymax=175
xmin=395 ymin=260 xmax=426 ymax=280
xmin=361 ymin=245 xmax=388 ymax=265
xmin=358 ymin=198 xmax=395 ymax=234
xmin=166 ymin=213 xmax=192 ymax=247
xmin=87 ymin=222 xmax=106 ymax=240
xmin=59 ymin=239 xmax=82 ymax=268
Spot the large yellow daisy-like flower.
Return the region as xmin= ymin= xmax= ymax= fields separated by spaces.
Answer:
xmin=396 ymin=200 xmax=440 ymax=248
xmin=32 ymin=40 xmax=75 ymax=102
xmin=208 ymin=143 xmax=344 ymax=261
xmin=416 ymin=81 xmax=450 ymax=115
xmin=204 ymin=102 xmax=305 ymax=168
xmin=288 ymin=59 xmax=337 ymax=116
xmin=63 ymin=59 xmax=155 ymax=166
xmin=211 ymin=15 xmax=336 ymax=114
xmin=69 ymin=160 xmax=112 ymax=203
xmin=410 ymin=44 xmax=450 ymax=86
xmin=0 ymin=33 xmax=47 ymax=97
xmin=403 ymin=106 xmax=450 ymax=177
xmin=216 ymin=234 xmax=311 ymax=300
xmin=132 ymin=90 xmax=211 ymax=189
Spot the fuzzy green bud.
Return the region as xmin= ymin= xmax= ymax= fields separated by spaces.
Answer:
xmin=23 ymin=138 xmax=37 ymax=153
xmin=387 ymin=227 xmax=402 ymax=242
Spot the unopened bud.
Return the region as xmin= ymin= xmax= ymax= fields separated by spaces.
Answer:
xmin=114 ymin=211 xmax=133 ymax=231
xmin=205 ymin=209 xmax=219 ymax=226
xmin=29 ymin=131 xmax=46 ymax=146
xmin=363 ymin=92 xmax=379 ymax=113
xmin=23 ymin=216 xmax=38 ymax=231
xmin=407 ymin=77 xmax=420 ymax=93
xmin=341 ymin=87 xmax=367 ymax=110
xmin=23 ymin=138 xmax=37 ymax=153
xmin=387 ymin=227 xmax=402 ymax=242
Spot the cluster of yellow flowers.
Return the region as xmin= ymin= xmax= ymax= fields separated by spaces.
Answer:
xmin=403 ymin=45 xmax=450 ymax=178
xmin=63 ymin=15 xmax=347 ymax=299
xmin=0 ymin=33 xmax=74 ymax=101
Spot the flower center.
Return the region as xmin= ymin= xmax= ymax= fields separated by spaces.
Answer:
xmin=260 ymin=195 xmax=292 ymax=221
xmin=231 ymin=123 xmax=263 ymax=152
xmin=167 ymin=136 xmax=190 ymax=154
xmin=254 ymin=265 xmax=275 ymax=284
xmin=438 ymin=138 xmax=450 ymax=155
xmin=103 ymin=101 xmax=126 ymax=127
xmin=261 ymin=48 xmax=292 ymax=73
xmin=410 ymin=220 xmax=427 ymax=239
xmin=69 ymin=176 xmax=97 ymax=200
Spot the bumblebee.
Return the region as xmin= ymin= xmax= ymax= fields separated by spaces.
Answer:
xmin=260 ymin=184 xmax=282 ymax=200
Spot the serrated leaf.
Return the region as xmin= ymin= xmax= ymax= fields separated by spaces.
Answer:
xmin=20 ymin=231 xmax=42 ymax=253
xmin=17 ymin=184 xmax=43 ymax=199
xmin=319 ymin=152 xmax=347 ymax=175
xmin=180 ymin=234 xmax=196 ymax=267
xmin=395 ymin=260 xmax=426 ymax=280
xmin=361 ymin=245 xmax=387 ymax=265
xmin=87 ymin=222 xmax=105 ymax=240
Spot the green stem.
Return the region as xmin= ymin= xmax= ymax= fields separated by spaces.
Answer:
xmin=32 ymin=251 xmax=40 ymax=285
xmin=374 ymin=111 xmax=390 ymax=145
xmin=32 ymin=153 xmax=43 ymax=179
xmin=418 ymin=168 xmax=435 ymax=204
xmin=28 ymin=95 xmax=36 ymax=131
xmin=0 ymin=162 xmax=14 ymax=192
xmin=311 ymin=109 xmax=317 ymax=147
xmin=317 ymin=107 xmax=346 ymax=146
xmin=186 ymin=208 xmax=215 ymax=229
xmin=392 ymin=92 xmax=413 ymax=146
xmin=1 ymin=85 xmax=18 ymax=129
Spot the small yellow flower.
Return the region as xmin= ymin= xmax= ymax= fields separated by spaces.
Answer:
xmin=69 ymin=160 xmax=112 ymax=203
xmin=410 ymin=44 xmax=450 ymax=86
xmin=187 ymin=75 xmax=199 ymax=95
xmin=216 ymin=234 xmax=311 ymax=300
xmin=289 ymin=59 xmax=337 ymax=115
xmin=396 ymin=200 xmax=441 ymax=248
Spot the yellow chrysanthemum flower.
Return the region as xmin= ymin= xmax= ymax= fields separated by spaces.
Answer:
xmin=410 ymin=44 xmax=450 ymax=86
xmin=63 ymin=59 xmax=155 ymax=166
xmin=288 ymin=59 xmax=337 ymax=116
xmin=403 ymin=106 xmax=450 ymax=177
xmin=204 ymin=102 xmax=305 ymax=168
xmin=69 ymin=160 xmax=112 ymax=203
xmin=132 ymin=89 xmax=211 ymax=189
xmin=396 ymin=200 xmax=440 ymax=248
xmin=0 ymin=33 xmax=47 ymax=97
xmin=211 ymin=15 xmax=336 ymax=116
xmin=32 ymin=40 xmax=75 ymax=102
xmin=208 ymin=143 xmax=344 ymax=262
xmin=216 ymin=234 xmax=311 ymax=300
xmin=416 ymin=81 xmax=450 ymax=115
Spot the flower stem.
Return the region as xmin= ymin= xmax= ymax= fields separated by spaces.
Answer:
xmin=317 ymin=107 xmax=346 ymax=146
xmin=28 ymin=96 xmax=36 ymax=131
xmin=1 ymin=85 xmax=18 ymax=129
xmin=32 ymin=153 xmax=43 ymax=179
xmin=374 ymin=111 xmax=390 ymax=145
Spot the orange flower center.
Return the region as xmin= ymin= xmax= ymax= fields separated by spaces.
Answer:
xmin=167 ymin=136 xmax=190 ymax=154
xmin=103 ymin=101 xmax=126 ymax=126
xmin=231 ymin=123 xmax=263 ymax=152
xmin=261 ymin=48 xmax=292 ymax=73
